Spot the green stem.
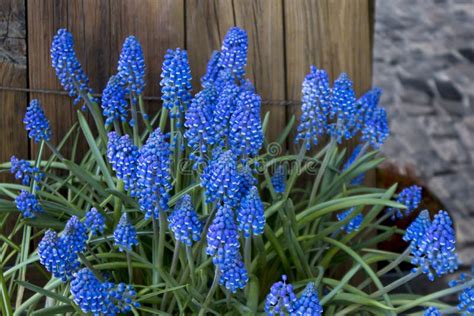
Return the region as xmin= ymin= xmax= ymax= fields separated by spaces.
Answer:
xmin=308 ymin=139 xmax=336 ymax=206
xmin=159 ymin=108 xmax=169 ymax=132
xmin=0 ymin=267 xmax=13 ymax=316
xmin=186 ymin=246 xmax=196 ymax=285
xmin=138 ymin=96 xmax=152 ymax=132
xmin=130 ymin=97 xmax=140 ymax=147
xmin=157 ymin=212 xmax=167 ymax=283
xmin=152 ymin=217 xmax=159 ymax=285
xmin=371 ymin=269 xmax=421 ymax=298
xmin=244 ymin=237 xmax=251 ymax=273
xmin=113 ymin=180 xmax=124 ymax=225
xmin=169 ymin=242 xmax=180 ymax=277
xmin=199 ymin=267 xmax=221 ymax=316
xmin=126 ymin=251 xmax=133 ymax=284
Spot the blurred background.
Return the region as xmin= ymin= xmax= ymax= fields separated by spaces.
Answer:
xmin=0 ymin=0 xmax=473 ymax=293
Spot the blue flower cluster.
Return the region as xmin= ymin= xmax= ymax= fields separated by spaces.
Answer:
xmin=337 ymin=208 xmax=363 ymax=233
xmin=84 ymin=208 xmax=105 ymax=236
xmin=10 ymin=156 xmax=43 ymax=186
xmin=50 ymin=29 xmax=92 ymax=104
xmin=237 ymin=186 xmax=265 ymax=238
xmin=410 ymin=210 xmax=458 ymax=281
xmin=168 ymin=195 xmax=203 ymax=246
xmin=70 ymin=268 xmax=139 ymax=315
xmin=136 ymin=128 xmax=172 ymax=219
xmin=38 ymin=215 xmax=87 ymax=281
xmin=265 ymin=276 xmax=323 ymax=315
xmin=296 ymin=66 xmax=389 ymax=149
xmin=102 ymin=75 xmax=128 ymax=125
xmin=403 ymin=210 xmax=431 ymax=249
xmin=23 ymin=99 xmax=52 ymax=142
xmin=264 ymin=275 xmax=297 ymax=315
xmin=388 ymin=185 xmax=422 ymax=219
xmin=293 ymin=282 xmax=323 ymax=316
xmin=218 ymin=27 xmax=248 ymax=80
xmin=201 ymin=150 xmax=241 ymax=205
xmin=206 ymin=203 xmax=248 ymax=292
xmin=113 ymin=213 xmax=138 ymax=252
xmin=117 ymin=36 xmax=146 ymax=103
xmin=423 ymin=307 xmax=441 ymax=316
xmin=229 ymin=90 xmax=263 ymax=159
xmin=107 ymin=132 xmax=139 ymax=195
xmin=160 ymin=48 xmax=192 ymax=120
xmin=342 ymin=145 xmax=365 ymax=185
xmin=184 ymin=27 xmax=262 ymax=165
xmin=15 ymin=190 xmax=43 ymax=218
xmin=271 ymin=165 xmax=286 ymax=194
xmin=38 ymin=229 xmax=80 ymax=281
xmin=458 ymin=286 xmax=474 ymax=315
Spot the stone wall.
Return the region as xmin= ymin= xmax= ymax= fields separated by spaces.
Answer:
xmin=373 ymin=0 xmax=474 ymax=265
xmin=0 ymin=0 xmax=26 ymax=65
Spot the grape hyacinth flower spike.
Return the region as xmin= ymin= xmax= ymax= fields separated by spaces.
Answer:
xmin=38 ymin=230 xmax=80 ymax=281
xmin=264 ymin=275 xmax=298 ymax=315
xmin=23 ymin=99 xmax=52 ymax=143
xmin=411 ymin=210 xmax=458 ymax=281
xmin=15 ymin=190 xmax=43 ymax=218
xmin=403 ymin=209 xmax=431 ymax=249
xmin=388 ymin=185 xmax=422 ymax=219
xmin=117 ymin=36 xmax=146 ymax=103
xmin=294 ymin=282 xmax=323 ymax=316
xmin=201 ymin=150 xmax=241 ymax=205
xmin=160 ymin=48 xmax=192 ymax=121
xmin=168 ymin=194 xmax=203 ymax=246
xmin=237 ymin=186 xmax=265 ymax=238
xmin=84 ymin=208 xmax=106 ymax=236
xmin=51 ymin=29 xmax=92 ymax=104
xmin=219 ymin=252 xmax=248 ymax=293
xmin=114 ymin=213 xmax=139 ymax=252
xmin=337 ymin=208 xmax=363 ymax=234
xmin=102 ymin=75 xmax=128 ymax=126
xmin=107 ymin=132 xmax=139 ymax=196
xmin=458 ymin=286 xmax=474 ymax=315
xmin=423 ymin=307 xmax=441 ymax=316
xmin=218 ymin=27 xmax=248 ymax=80
xmin=271 ymin=165 xmax=286 ymax=194
xmin=10 ymin=156 xmax=43 ymax=186
xmin=136 ymin=128 xmax=172 ymax=219
xmin=62 ymin=216 xmax=88 ymax=253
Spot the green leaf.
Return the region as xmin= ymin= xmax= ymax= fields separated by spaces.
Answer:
xmin=15 ymin=280 xmax=72 ymax=304
xmin=31 ymin=305 xmax=75 ymax=316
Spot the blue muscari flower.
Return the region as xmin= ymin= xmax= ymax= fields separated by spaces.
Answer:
xmin=293 ymin=282 xmax=323 ymax=316
xmin=168 ymin=195 xmax=203 ymax=246
xmin=70 ymin=268 xmax=139 ymax=315
xmin=50 ymin=29 xmax=92 ymax=104
xmin=213 ymin=79 xmax=242 ymax=144
xmin=296 ymin=67 xmax=331 ymax=149
xmin=63 ymin=216 xmax=88 ymax=253
xmin=218 ymin=27 xmax=248 ymax=80
xmin=342 ymin=145 xmax=365 ymax=185
xmin=238 ymin=164 xmax=257 ymax=199
xmin=206 ymin=203 xmax=240 ymax=265
xmin=113 ymin=213 xmax=138 ymax=252
xmin=201 ymin=51 xmax=221 ymax=88
xmin=107 ymin=132 xmax=139 ymax=195
xmin=237 ymin=186 xmax=265 ymax=238
xmin=23 ymin=99 xmax=52 ymax=142
xmin=184 ymin=88 xmax=217 ymax=165
xmin=15 ymin=190 xmax=43 ymax=218
xmin=264 ymin=275 xmax=298 ymax=315
xmin=229 ymin=90 xmax=263 ymax=158
xmin=102 ymin=75 xmax=128 ymax=126
xmin=337 ymin=208 xmax=363 ymax=233
xmin=117 ymin=36 xmax=146 ymax=103
xmin=327 ymin=73 xmax=357 ymax=141
xmin=10 ymin=156 xmax=43 ymax=186
xmin=423 ymin=307 xmax=441 ymax=316
xmin=160 ymin=48 xmax=192 ymax=120
xmin=84 ymin=208 xmax=105 ymax=236
xmin=388 ymin=185 xmax=422 ymax=219
xmin=411 ymin=210 xmax=458 ymax=281
xmin=201 ymin=150 xmax=240 ymax=205
xmin=271 ymin=165 xmax=286 ymax=194
xmin=38 ymin=230 xmax=80 ymax=281
xmin=219 ymin=252 xmax=248 ymax=293
xmin=361 ymin=107 xmax=389 ymax=149
xmin=403 ymin=210 xmax=431 ymax=249
xmin=458 ymin=286 xmax=474 ymax=315
xmin=136 ymin=128 xmax=172 ymax=219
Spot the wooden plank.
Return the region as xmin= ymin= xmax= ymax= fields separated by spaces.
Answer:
xmin=110 ymin=0 xmax=185 ymax=116
xmin=0 ymin=0 xmax=28 ymax=182
xmin=27 ymin=0 xmax=73 ymax=157
xmin=186 ymin=0 xmax=286 ymax=144
xmin=284 ymin=0 xmax=373 ymax=149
